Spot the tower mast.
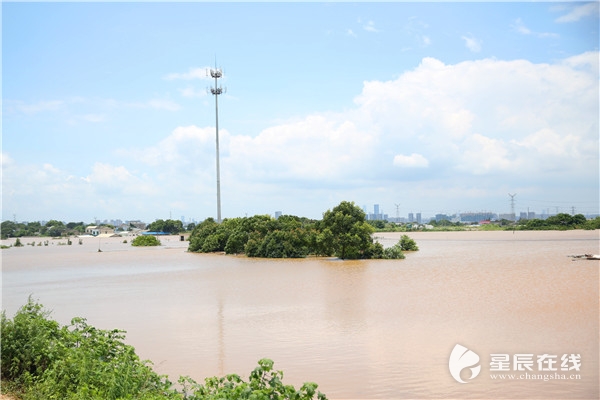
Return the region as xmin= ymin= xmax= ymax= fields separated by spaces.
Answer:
xmin=209 ymin=62 xmax=224 ymax=223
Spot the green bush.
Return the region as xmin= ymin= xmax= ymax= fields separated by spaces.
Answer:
xmin=131 ymin=235 xmax=161 ymax=247
xmin=179 ymin=358 xmax=327 ymax=400
xmin=1 ymin=297 xmax=176 ymax=400
xmin=1 ymin=299 xmax=328 ymax=400
xmin=399 ymin=235 xmax=419 ymax=251
xmin=383 ymin=245 xmax=405 ymax=259
xmin=1 ymin=297 xmax=61 ymax=384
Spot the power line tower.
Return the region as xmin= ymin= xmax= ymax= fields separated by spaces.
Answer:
xmin=508 ymin=193 xmax=517 ymax=221
xmin=208 ymin=63 xmax=225 ymax=223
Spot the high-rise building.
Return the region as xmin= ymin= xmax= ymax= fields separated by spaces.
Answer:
xmin=416 ymin=213 xmax=422 ymax=224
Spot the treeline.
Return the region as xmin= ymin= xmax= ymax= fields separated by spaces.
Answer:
xmin=1 ymin=219 xmax=195 ymax=239
xmin=1 ymin=298 xmax=327 ymax=400
xmin=0 ymin=220 xmax=89 ymax=239
xmin=189 ymin=201 xmax=418 ymax=259
xmin=146 ymin=219 xmax=192 ymax=234
xmin=516 ymin=213 xmax=600 ymax=230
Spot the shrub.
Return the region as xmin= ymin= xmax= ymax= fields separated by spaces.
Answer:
xmin=179 ymin=358 xmax=327 ymax=400
xmin=383 ymin=245 xmax=405 ymax=259
xmin=1 ymin=297 xmax=61 ymax=384
xmin=1 ymin=298 xmax=177 ymax=399
xmin=131 ymin=235 xmax=161 ymax=247
xmin=399 ymin=235 xmax=419 ymax=251
xmin=2 ymin=299 xmax=328 ymax=400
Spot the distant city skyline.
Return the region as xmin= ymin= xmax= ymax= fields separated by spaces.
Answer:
xmin=14 ymin=201 xmax=597 ymax=227
xmin=3 ymin=2 xmax=598 ymax=222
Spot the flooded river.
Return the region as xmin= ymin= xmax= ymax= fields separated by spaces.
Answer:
xmin=2 ymin=230 xmax=598 ymax=399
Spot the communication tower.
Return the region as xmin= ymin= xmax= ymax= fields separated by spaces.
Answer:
xmin=508 ymin=193 xmax=517 ymax=221
xmin=208 ymin=63 xmax=226 ymax=223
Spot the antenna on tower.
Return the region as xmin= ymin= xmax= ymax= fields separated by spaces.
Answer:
xmin=394 ymin=204 xmax=400 ymax=220
xmin=207 ymin=60 xmax=226 ymax=223
xmin=508 ymin=193 xmax=517 ymax=221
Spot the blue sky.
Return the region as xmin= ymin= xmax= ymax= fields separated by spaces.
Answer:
xmin=2 ymin=1 xmax=599 ymax=223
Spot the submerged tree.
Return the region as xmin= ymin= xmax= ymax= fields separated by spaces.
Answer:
xmin=319 ymin=201 xmax=376 ymax=259
xmin=187 ymin=201 xmax=417 ymax=260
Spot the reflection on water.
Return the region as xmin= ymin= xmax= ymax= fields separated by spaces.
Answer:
xmin=2 ymin=231 xmax=598 ymax=399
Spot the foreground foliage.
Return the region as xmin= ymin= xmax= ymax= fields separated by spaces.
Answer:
xmin=179 ymin=358 xmax=326 ymax=400
xmin=1 ymin=298 xmax=327 ymax=400
xmin=188 ymin=201 xmax=417 ymax=260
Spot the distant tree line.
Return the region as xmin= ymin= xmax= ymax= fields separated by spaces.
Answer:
xmin=189 ymin=201 xmax=418 ymax=260
xmin=146 ymin=219 xmax=188 ymax=234
xmin=0 ymin=220 xmax=89 ymax=239
xmin=516 ymin=213 xmax=599 ymax=230
xmin=1 ymin=219 xmax=196 ymax=239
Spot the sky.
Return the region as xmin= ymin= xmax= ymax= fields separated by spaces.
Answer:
xmin=2 ymin=1 xmax=599 ymax=223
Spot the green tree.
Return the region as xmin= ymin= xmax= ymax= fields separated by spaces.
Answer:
xmin=1 ymin=220 xmax=16 ymax=238
xmin=584 ymin=216 xmax=600 ymax=230
xmin=320 ymin=201 xmax=375 ymax=259
xmin=147 ymin=219 xmax=184 ymax=234
xmin=188 ymin=218 xmax=220 ymax=252
xmin=45 ymin=220 xmax=66 ymax=237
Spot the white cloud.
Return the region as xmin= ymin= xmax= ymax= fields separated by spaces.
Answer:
xmin=227 ymin=115 xmax=375 ymax=184
xmin=511 ymin=18 xmax=531 ymax=35
xmin=511 ymin=18 xmax=559 ymax=38
xmin=393 ymin=153 xmax=429 ymax=168
xmin=555 ymin=2 xmax=599 ymax=23
xmin=363 ymin=20 xmax=380 ymax=33
xmin=2 ymin=152 xmax=14 ymax=168
xmin=456 ymin=133 xmax=513 ymax=175
xmin=346 ymin=29 xmax=357 ymax=38
xmin=164 ymin=67 xmax=211 ymax=80
xmin=462 ymin=35 xmax=482 ymax=53
xmin=5 ymin=100 xmax=64 ymax=114
xmin=106 ymin=98 xmax=181 ymax=111
xmin=147 ymin=99 xmax=181 ymax=111
xmin=404 ymin=16 xmax=431 ymax=47
xmin=4 ymin=52 xmax=598 ymax=220
xmin=130 ymin=125 xmax=220 ymax=168
xmin=179 ymin=87 xmax=207 ymax=98
xmin=67 ymin=113 xmax=105 ymax=125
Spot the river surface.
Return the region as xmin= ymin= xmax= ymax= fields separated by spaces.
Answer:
xmin=2 ymin=230 xmax=598 ymax=399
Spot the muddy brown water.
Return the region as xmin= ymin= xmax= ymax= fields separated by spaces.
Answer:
xmin=2 ymin=231 xmax=598 ymax=399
